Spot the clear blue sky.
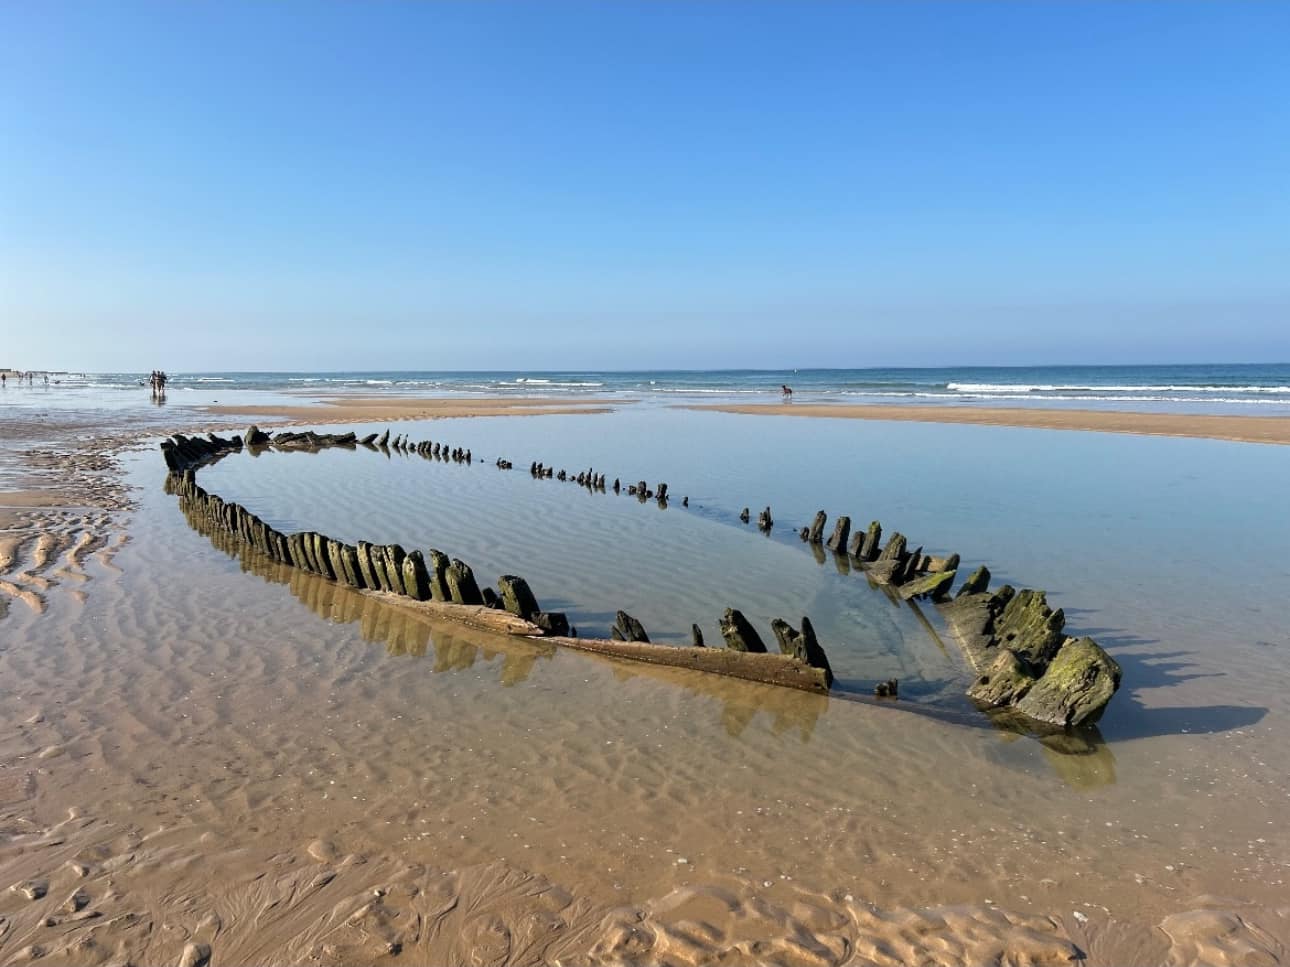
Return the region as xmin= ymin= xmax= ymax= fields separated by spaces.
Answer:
xmin=2 ymin=2 xmax=1287 ymax=371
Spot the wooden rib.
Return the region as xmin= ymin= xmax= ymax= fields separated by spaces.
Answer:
xmin=369 ymin=591 xmax=829 ymax=693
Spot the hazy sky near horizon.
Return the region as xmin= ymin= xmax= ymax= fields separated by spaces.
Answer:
xmin=2 ymin=2 xmax=1288 ymax=372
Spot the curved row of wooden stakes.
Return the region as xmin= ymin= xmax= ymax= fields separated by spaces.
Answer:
xmin=161 ymin=428 xmax=834 ymax=695
xmin=161 ymin=425 xmax=1122 ymax=727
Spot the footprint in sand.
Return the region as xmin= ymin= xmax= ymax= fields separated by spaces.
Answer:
xmin=307 ymin=839 xmax=338 ymax=863
xmin=1160 ymin=909 xmax=1283 ymax=967
xmin=9 ymin=879 xmax=48 ymax=901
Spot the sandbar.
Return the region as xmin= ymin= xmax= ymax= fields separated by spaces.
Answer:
xmin=204 ymin=395 xmax=622 ymax=422
xmin=685 ymin=402 xmax=1290 ymax=445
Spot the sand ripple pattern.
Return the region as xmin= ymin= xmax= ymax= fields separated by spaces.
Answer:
xmin=0 ymin=444 xmax=134 ymax=620
xmin=2 ymin=808 xmax=1287 ymax=965
xmin=0 ymin=411 xmax=260 ymax=624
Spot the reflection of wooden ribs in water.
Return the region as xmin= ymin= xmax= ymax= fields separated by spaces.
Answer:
xmin=183 ymin=496 xmax=1121 ymax=782
xmin=179 ymin=501 xmax=834 ymax=732
xmin=169 ymin=473 xmax=833 ymax=694
xmin=182 ymin=500 xmax=947 ymax=729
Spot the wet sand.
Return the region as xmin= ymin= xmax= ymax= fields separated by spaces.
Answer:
xmin=204 ymin=396 xmax=623 ymax=423
xmin=686 ymin=402 xmax=1290 ymax=445
xmin=0 ymin=417 xmax=142 ymax=619
xmin=4 ymin=486 xmax=1285 ymax=965
xmin=3 ymin=405 xmax=1289 ymax=965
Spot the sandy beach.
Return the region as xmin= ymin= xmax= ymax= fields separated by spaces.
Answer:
xmin=2 ymin=394 xmax=1289 ymax=965
xmin=686 ymin=402 xmax=1290 ymax=446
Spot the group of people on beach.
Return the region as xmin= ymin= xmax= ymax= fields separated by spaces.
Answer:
xmin=1 ymin=371 xmax=45 ymax=387
xmin=149 ymin=370 xmax=168 ymax=397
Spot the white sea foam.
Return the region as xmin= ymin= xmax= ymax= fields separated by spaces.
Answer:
xmin=830 ymin=389 xmax=1290 ymax=406
xmin=947 ymin=382 xmax=1290 ymax=394
xmin=646 ymin=387 xmax=768 ymax=394
xmin=962 ymin=393 xmax=1290 ymax=405
xmin=540 ymin=381 xmax=604 ymax=388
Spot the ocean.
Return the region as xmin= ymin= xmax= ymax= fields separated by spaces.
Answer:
xmin=20 ymin=362 xmax=1290 ymax=414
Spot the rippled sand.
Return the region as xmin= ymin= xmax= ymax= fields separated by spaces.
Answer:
xmin=2 ymin=408 xmax=1288 ymax=965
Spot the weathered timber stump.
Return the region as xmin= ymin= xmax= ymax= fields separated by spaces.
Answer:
xmin=427 ymin=549 xmax=451 ymax=602
xmin=610 ymin=610 xmax=649 ymax=643
xmin=769 ymin=616 xmax=833 ymax=685
xmin=446 ymin=559 xmax=484 ymax=606
xmin=534 ymin=611 xmax=570 ymax=636
xmin=807 ymin=511 xmax=827 ymax=544
xmin=402 ymin=550 xmax=431 ymax=600
xmin=719 ymin=608 xmax=767 ymax=653
xmin=498 ymin=574 xmax=541 ymax=621
xmin=957 ymin=564 xmax=990 ymax=597
xmin=825 ymin=515 xmax=851 ymax=552
xmin=859 ymin=520 xmax=883 ymax=561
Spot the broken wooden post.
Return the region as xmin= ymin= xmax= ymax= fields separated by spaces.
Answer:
xmin=719 ymin=608 xmax=767 ymax=653
xmin=825 ymin=515 xmax=851 ymax=552
xmin=610 ymin=610 xmax=649 ymax=642
xmin=769 ymin=616 xmax=833 ymax=686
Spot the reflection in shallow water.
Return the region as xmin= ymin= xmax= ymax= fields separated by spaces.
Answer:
xmin=178 ymin=487 xmax=1123 ymax=782
xmin=196 ymin=421 xmax=1277 ymax=759
xmin=183 ymin=496 xmax=837 ymax=747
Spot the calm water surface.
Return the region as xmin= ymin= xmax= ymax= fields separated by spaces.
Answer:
xmin=200 ymin=407 xmax=1290 ymax=752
